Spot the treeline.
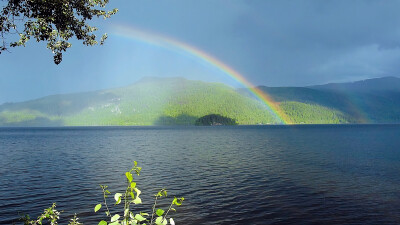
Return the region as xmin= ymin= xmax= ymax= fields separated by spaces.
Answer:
xmin=62 ymin=79 xmax=279 ymax=125
xmin=3 ymin=77 xmax=399 ymax=126
xmin=195 ymin=114 xmax=237 ymax=126
xmin=0 ymin=79 xmax=354 ymax=126
xmin=280 ymin=102 xmax=350 ymax=124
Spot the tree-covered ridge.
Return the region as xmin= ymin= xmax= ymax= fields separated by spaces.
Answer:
xmin=195 ymin=114 xmax=237 ymax=126
xmin=0 ymin=78 xmax=279 ymax=126
xmin=254 ymin=77 xmax=400 ymax=124
xmin=279 ymin=102 xmax=350 ymax=124
xmin=1 ymin=76 xmax=400 ymax=126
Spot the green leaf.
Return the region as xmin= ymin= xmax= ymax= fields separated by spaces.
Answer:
xmin=98 ymin=220 xmax=107 ymax=225
xmin=129 ymin=191 xmax=135 ymax=200
xmin=133 ymin=196 xmax=142 ymax=204
xmin=134 ymin=161 xmax=138 ymax=167
xmin=111 ymin=214 xmax=120 ymax=222
xmin=135 ymin=167 xmax=141 ymax=176
xmin=134 ymin=188 xmax=141 ymax=197
xmin=94 ymin=204 xmax=102 ymax=212
xmin=124 ymin=209 xmax=129 ymax=217
xmin=114 ymin=193 xmax=122 ymax=204
xmin=172 ymin=197 xmax=184 ymax=206
xmin=157 ymin=189 xmax=167 ymax=197
xmin=155 ymin=217 xmax=164 ymax=225
xmin=109 ymin=222 xmax=120 ymax=225
xmin=134 ymin=214 xmax=146 ymax=222
xmin=116 ymin=198 xmax=121 ymax=205
xmin=125 ymin=172 xmax=133 ymax=183
xmin=130 ymin=182 xmax=136 ymax=189
xmin=156 ymin=209 xmax=165 ymax=217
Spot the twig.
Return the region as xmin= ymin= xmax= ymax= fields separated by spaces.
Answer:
xmin=101 ymin=186 xmax=111 ymax=219
xmin=162 ymin=201 xmax=174 ymax=223
xmin=150 ymin=195 xmax=159 ymax=225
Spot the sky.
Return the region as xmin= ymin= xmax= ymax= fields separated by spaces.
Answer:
xmin=1 ymin=0 xmax=400 ymax=104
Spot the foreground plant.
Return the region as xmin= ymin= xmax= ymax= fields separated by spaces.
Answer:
xmin=20 ymin=203 xmax=62 ymax=225
xmin=20 ymin=161 xmax=183 ymax=225
xmin=95 ymin=161 xmax=184 ymax=225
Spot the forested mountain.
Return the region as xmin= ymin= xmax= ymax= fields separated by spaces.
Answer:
xmin=1 ymin=76 xmax=399 ymax=126
xmin=0 ymin=77 xmax=279 ymax=126
xmin=308 ymin=77 xmax=400 ymax=123
xmin=254 ymin=76 xmax=400 ymax=123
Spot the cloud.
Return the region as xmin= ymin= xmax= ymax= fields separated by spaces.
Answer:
xmin=218 ymin=0 xmax=400 ymax=85
xmin=3 ymin=0 xmax=400 ymax=103
xmin=310 ymin=44 xmax=400 ymax=79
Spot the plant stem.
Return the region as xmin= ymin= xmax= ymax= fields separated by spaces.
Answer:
xmin=150 ymin=196 xmax=159 ymax=225
xmin=101 ymin=186 xmax=111 ymax=218
xmin=123 ymin=184 xmax=130 ymax=222
xmin=162 ymin=202 xmax=174 ymax=223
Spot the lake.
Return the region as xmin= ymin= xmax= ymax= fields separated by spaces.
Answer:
xmin=0 ymin=125 xmax=399 ymax=224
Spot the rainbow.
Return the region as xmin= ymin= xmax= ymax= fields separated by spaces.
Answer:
xmin=111 ymin=25 xmax=292 ymax=124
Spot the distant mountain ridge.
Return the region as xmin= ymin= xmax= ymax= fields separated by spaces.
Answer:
xmin=1 ymin=76 xmax=399 ymax=126
xmin=256 ymin=76 xmax=400 ymax=123
xmin=310 ymin=76 xmax=400 ymax=92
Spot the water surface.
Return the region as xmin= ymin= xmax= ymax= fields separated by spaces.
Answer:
xmin=0 ymin=125 xmax=399 ymax=224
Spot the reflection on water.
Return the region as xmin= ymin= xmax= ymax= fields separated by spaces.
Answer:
xmin=0 ymin=125 xmax=399 ymax=224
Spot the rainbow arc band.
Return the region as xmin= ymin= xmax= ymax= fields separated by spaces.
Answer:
xmin=112 ymin=25 xmax=292 ymax=124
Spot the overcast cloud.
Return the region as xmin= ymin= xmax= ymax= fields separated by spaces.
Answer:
xmin=1 ymin=0 xmax=400 ymax=103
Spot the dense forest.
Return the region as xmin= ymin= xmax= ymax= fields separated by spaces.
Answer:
xmin=195 ymin=114 xmax=237 ymax=126
xmin=1 ymin=77 xmax=400 ymax=126
xmin=0 ymin=78 xmax=278 ymax=126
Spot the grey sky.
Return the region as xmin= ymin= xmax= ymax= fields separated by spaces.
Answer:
xmin=1 ymin=0 xmax=400 ymax=103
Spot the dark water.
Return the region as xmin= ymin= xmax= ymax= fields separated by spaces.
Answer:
xmin=0 ymin=125 xmax=400 ymax=224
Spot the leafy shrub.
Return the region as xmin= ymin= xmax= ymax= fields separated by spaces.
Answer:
xmin=20 ymin=162 xmax=184 ymax=225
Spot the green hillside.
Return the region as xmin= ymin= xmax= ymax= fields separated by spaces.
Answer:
xmin=309 ymin=77 xmax=400 ymax=123
xmin=280 ymin=102 xmax=350 ymax=124
xmin=0 ymin=78 xmax=279 ymax=126
xmin=253 ymin=86 xmax=359 ymax=123
xmin=1 ymin=76 xmax=400 ymax=126
xmin=254 ymin=77 xmax=400 ymax=124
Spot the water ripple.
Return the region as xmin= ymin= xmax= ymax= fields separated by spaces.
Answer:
xmin=0 ymin=125 xmax=399 ymax=224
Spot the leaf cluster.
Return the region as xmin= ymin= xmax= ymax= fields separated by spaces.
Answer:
xmin=18 ymin=161 xmax=183 ymax=225
xmin=94 ymin=161 xmax=184 ymax=225
xmin=0 ymin=0 xmax=117 ymax=64
xmin=20 ymin=203 xmax=83 ymax=225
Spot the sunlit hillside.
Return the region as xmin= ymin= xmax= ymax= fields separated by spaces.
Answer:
xmin=254 ymin=77 xmax=400 ymax=123
xmin=0 ymin=77 xmax=279 ymax=126
xmin=1 ymin=77 xmax=400 ymax=126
